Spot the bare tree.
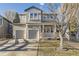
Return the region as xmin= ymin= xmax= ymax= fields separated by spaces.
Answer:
xmin=4 ymin=10 xmax=16 ymax=22
xmin=48 ymin=3 xmax=79 ymax=50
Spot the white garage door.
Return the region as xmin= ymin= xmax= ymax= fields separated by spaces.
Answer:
xmin=16 ymin=30 xmax=24 ymax=39
xmin=28 ymin=30 xmax=38 ymax=39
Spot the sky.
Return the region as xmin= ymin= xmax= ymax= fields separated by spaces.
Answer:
xmin=0 ymin=3 xmax=60 ymax=15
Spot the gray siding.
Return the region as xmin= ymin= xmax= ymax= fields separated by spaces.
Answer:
xmin=0 ymin=16 xmax=12 ymax=39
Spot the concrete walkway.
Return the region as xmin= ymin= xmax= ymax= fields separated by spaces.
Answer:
xmin=0 ymin=51 xmax=37 ymax=56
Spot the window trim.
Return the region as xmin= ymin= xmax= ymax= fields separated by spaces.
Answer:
xmin=30 ymin=13 xmax=39 ymax=21
xmin=34 ymin=13 xmax=37 ymax=17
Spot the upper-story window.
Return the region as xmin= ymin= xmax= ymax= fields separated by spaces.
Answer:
xmin=30 ymin=13 xmax=33 ymax=18
xmin=0 ymin=17 xmax=2 ymax=25
xmin=48 ymin=14 xmax=53 ymax=19
xmin=30 ymin=13 xmax=38 ymax=20
xmin=34 ymin=13 xmax=37 ymax=17
xmin=43 ymin=14 xmax=54 ymax=19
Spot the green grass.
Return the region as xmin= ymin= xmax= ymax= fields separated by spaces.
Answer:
xmin=38 ymin=39 xmax=79 ymax=56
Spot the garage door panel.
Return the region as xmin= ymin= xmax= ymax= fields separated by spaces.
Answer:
xmin=28 ymin=30 xmax=38 ymax=39
xmin=16 ymin=30 xmax=24 ymax=39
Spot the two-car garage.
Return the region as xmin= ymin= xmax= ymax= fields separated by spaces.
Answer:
xmin=13 ymin=25 xmax=39 ymax=41
xmin=15 ymin=29 xmax=39 ymax=41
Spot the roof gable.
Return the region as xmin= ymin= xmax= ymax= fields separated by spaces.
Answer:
xmin=0 ymin=15 xmax=12 ymax=24
xmin=24 ymin=6 xmax=43 ymax=12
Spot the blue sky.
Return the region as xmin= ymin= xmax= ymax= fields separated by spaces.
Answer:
xmin=0 ymin=3 xmax=60 ymax=15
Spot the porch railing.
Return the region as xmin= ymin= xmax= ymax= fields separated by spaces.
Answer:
xmin=40 ymin=32 xmax=55 ymax=39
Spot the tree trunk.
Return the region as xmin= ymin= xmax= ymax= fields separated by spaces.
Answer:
xmin=59 ymin=31 xmax=63 ymax=50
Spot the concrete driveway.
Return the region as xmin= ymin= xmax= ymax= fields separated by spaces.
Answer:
xmin=0 ymin=39 xmax=39 ymax=56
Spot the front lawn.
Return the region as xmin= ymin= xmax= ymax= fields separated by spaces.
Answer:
xmin=39 ymin=39 xmax=59 ymax=47
xmin=37 ymin=39 xmax=79 ymax=56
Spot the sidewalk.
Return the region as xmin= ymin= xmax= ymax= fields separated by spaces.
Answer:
xmin=0 ymin=51 xmax=37 ymax=56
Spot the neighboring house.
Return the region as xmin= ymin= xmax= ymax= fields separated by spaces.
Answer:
xmin=13 ymin=6 xmax=57 ymax=42
xmin=0 ymin=15 xmax=13 ymax=39
xmin=68 ymin=9 xmax=79 ymax=41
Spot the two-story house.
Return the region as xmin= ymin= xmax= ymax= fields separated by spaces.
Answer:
xmin=13 ymin=6 xmax=57 ymax=42
xmin=0 ymin=15 xmax=13 ymax=40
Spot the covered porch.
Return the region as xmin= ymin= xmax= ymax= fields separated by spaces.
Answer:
xmin=39 ymin=24 xmax=56 ymax=39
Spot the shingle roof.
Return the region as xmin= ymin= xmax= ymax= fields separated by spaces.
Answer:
xmin=0 ymin=15 xmax=12 ymax=24
xmin=24 ymin=6 xmax=43 ymax=12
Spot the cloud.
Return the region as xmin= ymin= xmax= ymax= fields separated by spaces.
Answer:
xmin=40 ymin=3 xmax=44 ymax=5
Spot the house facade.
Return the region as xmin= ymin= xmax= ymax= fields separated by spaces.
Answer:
xmin=0 ymin=6 xmax=79 ymax=42
xmin=13 ymin=6 xmax=57 ymax=42
xmin=0 ymin=15 xmax=13 ymax=39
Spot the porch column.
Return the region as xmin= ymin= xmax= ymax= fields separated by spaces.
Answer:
xmin=26 ymin=24 xmax=28 ymax=40
xmin=54 ymin=24 xmax=56 ymax=33
xmin=43 ymin=25 xmax=44 ymax=33
xmin=13 ymin=26 xmax=16 ymax=39
xmin=53 ymin=23 xmax=56 ymax=38
xmin=29 ymin=13 xmax=30 ymax=21
xmin=41 ymin=25 xmax=44 ymax=39
xmin=24 ymin=28 xmax=26 ymax=39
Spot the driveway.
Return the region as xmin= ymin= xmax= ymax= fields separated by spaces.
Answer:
xmin=0 ymin=39 xmax=38 ymax=56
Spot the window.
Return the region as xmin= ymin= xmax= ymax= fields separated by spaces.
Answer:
xmin=0 ymin=17 xmax=2 ymax=25
xmin=43 ymin=14 xmax=53 ymax=19
xmin=30 ymin=13 xmax=39 ymax=20
xmin=30 ymin=13 xmax=37 ymax=18
xmin=30 ymin=13 xmax=33 ymax=18
xmin=44 ymin=26 xmax=53 ymax=33
xmin=34 ymin=13 xmax=37 ymax=17
xmin=48 ymin=14 xmax=53 ymax=19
